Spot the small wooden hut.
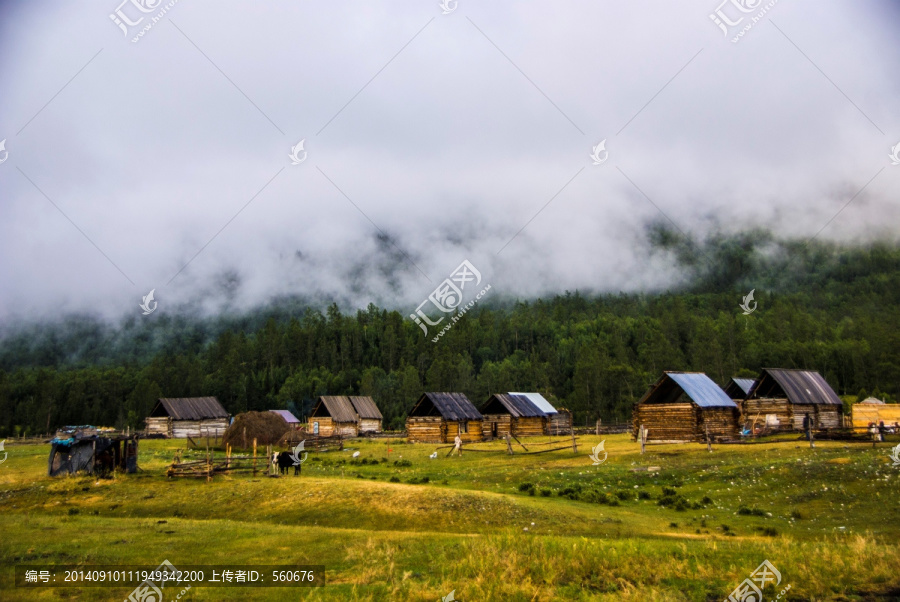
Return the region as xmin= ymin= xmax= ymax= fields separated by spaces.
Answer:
xmin=632 ymin=372 xmax=741 ymax=443
xmin=48 ymin=426 xmax=138 ymax=476
xmin=723 ymin=377 xmax=756 ymax=401
xmin=480 ymin=394 xmax=546 ymax=438
xmin=146 ymin=397 xmax=230 ymax=438
xmin=511 ymin=392 xmax=572 ymax=434
xmin=851 ymin=398 xmax=900 ymax=430
xmin=269 ymin=409 xmax=302 ymax=430
xmin=309 ymin=396 xmax=383 ymax=437
xmin=406 ymin=392 xmax=483 ymax=443
xmin=743 ymin=369 xmax=843 ymax=431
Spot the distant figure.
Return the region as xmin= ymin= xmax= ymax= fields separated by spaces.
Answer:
xmin=869 ymin=422 xmax=878 ymax=440
xmin=803 ymin=414 xmax=811 ymax=440
xmin=879 ymin=421 xmax=886 ymax=442
xmin=454 ymin=434 xmax=462 ymax=456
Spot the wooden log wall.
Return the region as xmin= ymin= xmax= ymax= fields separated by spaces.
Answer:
xmin=406 ymin=416 xmax=445 ymax=443
xmin=358 ymin=419 xmax=382 ymax=433
xmin=632 ymin=403 xmax=696 ymax=442
xmin=512 ymin=416 xmax=546 ymax=437
xmin=548 ymin=411 xmax=572 ymax=435
xmin=312 ymin=417 xmax=334 ymax=437
xmin=481 ymin=414 xmax=512 ymax=438
xmin=814 ymin=406 xmax=842 ymax=429
xmin=742 ymin=398 xmax=792 ymax=429
xmin=699 ymin=407 xmax=740 ymax=440
xmin=145 ymin=417 xmax=170 ymax=437
xmin=444 ymin=420 xmax=484 ymax=443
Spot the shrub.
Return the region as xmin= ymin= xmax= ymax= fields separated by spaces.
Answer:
xmin=614 ymin=490 xmax=633 ymax=501
xmin=518 ymin=482 xmax=535 ymax=493
xmin=539 ymin=488 xmax=553 ymax=497
xmin=389 ymin=476 xmax=401 ymax=483
xmin=701 ymin=496 xmax=713 ymax=505
xmin=393 ymin=459 xmax=412 ymax=467
xmin=669 ymin=522 xmax=679 ymax=528
xmin=790 ymin=510 xmax=803 ymax=520
xmin=638 ymin=491 xmax=652 ymax=500
xmin=661 ymin=487 xmax=677 ymax=496
xmin=737 ymin=506 xmax=766 ymax=517
xmin=758 ymin=526 xmax=779 ymax=537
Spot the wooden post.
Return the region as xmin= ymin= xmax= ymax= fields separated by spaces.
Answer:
xmin=640 ymin=424 xmax=646 ymax=454
xmin=808 ymin=422 xmax=815 ymax=449
xmin=571 ymin=430 xmax=577 ymax=454
xmin=91 ymin=440 xmax=96 ymax=474
xmin=505 ymin=433 xmax=513 ymax=455
xmin=705 ymin=424 xmax=712 ymax=453
xmin=243 ymin=427 xmax=247 ymax=450
xmin=253 ymin=438 xmax=258 ymax=477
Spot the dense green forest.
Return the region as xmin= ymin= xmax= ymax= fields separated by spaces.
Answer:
xmin=1 ymin=233 xmax=899 ymax=436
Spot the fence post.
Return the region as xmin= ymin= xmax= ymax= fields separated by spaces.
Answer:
xmin=705 ymin=424 xmax=712 ymax=453
xmin=640 ymin=424 xmax=646 ymax=454
xmin=253 ymin=438 xmax=258 ymax=477
xmin=506 ymin=433 xmax=513 ymax=455
xmin=571 ymin=430 xmax=577 ymax=454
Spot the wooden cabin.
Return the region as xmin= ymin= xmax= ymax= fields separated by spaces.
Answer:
xmin=743 ymin=369 xmax=843 ymax=431
xmin=406 ymin=392 xmax=484 ymax=443
xmin=723 ymin=377 xmax=756 ymax=401
xmin=145 ymin=397 xmax=230 ymax=438
xmin=48 ymin=427 xmax=138 ymax=476
xmin=480 ymin=394 xmax=546 ymax=438
xmin=269 ymin=409 xmax=302 ymax=430
xmin=632 ymin=372 xmax=741 ymax=443
xmin=511 ymin=392 xmax=572 ymax=435
xmin=309 ymin=396 xmax=383 ymax=437
xmin=851 ymin=398 xmax=900 ymax=430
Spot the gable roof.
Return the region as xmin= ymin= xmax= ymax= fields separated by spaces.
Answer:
xmin=482 ymin=394 xmax=546 ymax=418
xmin=349 ymin=396 xmax=382 ymax=420
xmin=723 ymin=377 xmax=756 ymax=399
xmin=510 ymin=392 xmax=558 ymax=415
xmin=410 ymin=392 xmax=483 ymax=421
xmin=151 ymin=397 xmax=229 ymax=420
xmin=313 ymin=396 xmax=359 ymax=423
xmin=269 ymin=409 xmax=300 ymax=423
xmin=639 ymin=372 xmax=738 ymax=409
xmin=749 ymin=369 xmax=842 ymax=406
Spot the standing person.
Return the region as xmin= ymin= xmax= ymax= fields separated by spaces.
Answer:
xmin=454 ymin=434 xmax=462 ymax=456
xmin=802 ymin=414 xmax=811 ymax=440
xmin=879 ymin=421 xmax=886 ymax=442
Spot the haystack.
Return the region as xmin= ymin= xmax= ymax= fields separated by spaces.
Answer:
xmin=223 ymin=411 xmax=290 ymax=448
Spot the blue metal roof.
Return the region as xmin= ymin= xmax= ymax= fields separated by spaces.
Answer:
xmin=732 ymin=378 xmax=756 ymax=395
xmin=667 ymin=372 xmax=738 ymax=408
xmin=509 ymin=392 xmax=558 ymax=415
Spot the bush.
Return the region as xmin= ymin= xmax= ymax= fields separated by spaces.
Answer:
xmin=389 ymin=476 xmax=401 ymax=483
xmin=790 ymin=510 xmax=803 ymax=520
xmin=638 ymin=491 xmax=652 ymax=500
xmin=757 ymin=526 xmax=779 ymax=537
xmin=701 ymin=496 xmax=713 ymax=505
xmin=661 ymin=487 xmax=677 ymax=496
xmin=737 ymin=506 xmax=766 ymax=517
xmin=518 ymin=482 xmax=535 ymax=493
xmin=539 ymin=488 xmax=553 ymax=497
xmin=614 ymin=490 xmax=633 ymax=501
xmin=393 ymin=459 xmax=412 ymax=467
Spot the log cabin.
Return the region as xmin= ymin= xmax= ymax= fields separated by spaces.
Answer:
xmin=723 ymin=377 xmax=756 ymax=401
xmin=406 ymin=392 xmax=483 ymax=443
xmin=309 ymin=396 xmax=383 ymax=437
xmin=145 ymin=397 xmax=230 ymax=438
xmin=480 ymin=394 xmax=546 ymax=438
xmin=632 ymin=372 xmax=741 ymax=443
xmin=743 ymin=369 xmax=843 ymax=431
xmin=269 ymin=409 xmax=302 ymax=430
xmin=510 ymin=392 xmax=572 ymax=435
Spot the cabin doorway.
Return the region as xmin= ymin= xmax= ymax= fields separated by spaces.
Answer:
xmin=491 ymin=422 xmax=498 ymax=437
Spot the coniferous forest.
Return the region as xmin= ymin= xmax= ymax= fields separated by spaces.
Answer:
xmin=2 ymin=234 xmax=899 ymax=436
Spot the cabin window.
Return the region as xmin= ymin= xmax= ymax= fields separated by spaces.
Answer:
xmin=459 ymin=421 xmax=467 ymax=434
xmin=313 ymin=421 xmax=319 ymax=435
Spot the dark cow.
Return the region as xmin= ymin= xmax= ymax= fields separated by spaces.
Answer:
xmin=275 ymin=451 xmax=301 ymax=476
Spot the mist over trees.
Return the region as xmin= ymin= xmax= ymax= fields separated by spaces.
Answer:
xmin=1 ymin=235 xmax=899 ymax=436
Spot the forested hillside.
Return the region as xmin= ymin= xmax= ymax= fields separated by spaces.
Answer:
xmin=1 ymin=235 xmax=899 ymax=436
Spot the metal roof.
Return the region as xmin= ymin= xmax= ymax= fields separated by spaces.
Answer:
xmin=152 ymin=397 xmax=229 ymax=420
xmin=750 ymin=369 xmax=842 ymax=406
xmin=481 ymin=394 xmax=546 ymax=418
xmin=638 ymin=372 xmax=737 ymax=408
xmin=269 ymin=409 xmax=300 ymax=423
xmin=313 ymin=396 xmax=359 ymax=423
xmin=510 ymin=392 xmax=558 ymax=415
xmin=411 ymin=393 xmax=483 ymax=421
xmin=349 ymin=396 xmax=383 ymax=420
xmin=723 ymin=377 xmax=756 ymax=399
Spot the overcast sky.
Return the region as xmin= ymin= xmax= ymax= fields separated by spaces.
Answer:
xmin=1 ymin=0 xmax=898 ymax=322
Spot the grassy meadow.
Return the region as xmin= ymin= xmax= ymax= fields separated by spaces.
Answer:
xmin=0 ymin=434 xmax=898 ymax=601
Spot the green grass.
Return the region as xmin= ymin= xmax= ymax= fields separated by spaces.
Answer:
xmin=0 ymin=435 xmax=898 ymax=600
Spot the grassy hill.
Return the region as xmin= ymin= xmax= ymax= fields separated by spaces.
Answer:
xmin=0 ymin=434 xmax=898 ymax=600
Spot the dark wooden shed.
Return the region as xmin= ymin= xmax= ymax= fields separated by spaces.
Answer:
xmin=406 ymin=392 xmax=483 ymax=443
